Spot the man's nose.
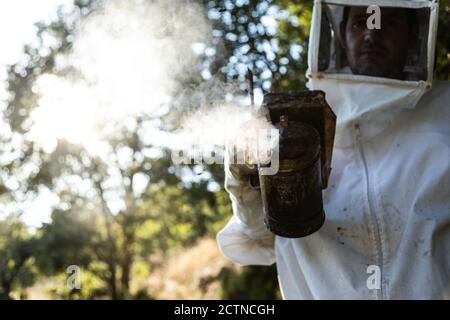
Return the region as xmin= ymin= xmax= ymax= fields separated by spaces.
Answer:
xmin=363 ymin=28 xmax=382 ymax=44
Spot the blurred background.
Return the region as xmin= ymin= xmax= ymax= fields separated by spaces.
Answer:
xmin=0 ymin=0 xmax=448 ymax=300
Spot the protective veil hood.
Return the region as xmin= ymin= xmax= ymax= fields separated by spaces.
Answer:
xmin=306 ymin=0 xmax=439 ymax=147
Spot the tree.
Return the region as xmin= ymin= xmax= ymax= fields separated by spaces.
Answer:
xmin=0 ymin=216 xmax=37 ymax=299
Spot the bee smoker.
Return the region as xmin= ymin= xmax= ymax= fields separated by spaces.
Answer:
xmin=257 ymin=91 xmax=336 ymax=238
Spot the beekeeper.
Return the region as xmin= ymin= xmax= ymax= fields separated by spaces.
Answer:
xmin=217 ymin=0 xmax=450 ymax=299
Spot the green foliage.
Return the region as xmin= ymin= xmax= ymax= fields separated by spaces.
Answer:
xmin=46 ymin=270 xmax=107 ymax=300
xmin=0 ymin=216 xmax=37 ymax=299
xmin=272 ymin=0 xmax=312 ymax=91
xmin=203 ymin=0 xmax=313 ymax=92
xmin=136 ymin=183 xmax=231 ymax=255
xmin=435 ymin=0 xmax=450 ymax=80
xmin=36 ymin=207 xmax=99 ymax=273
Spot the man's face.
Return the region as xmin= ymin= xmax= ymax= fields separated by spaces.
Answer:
xmin=342 ymin=7 xmax=411 ymax=79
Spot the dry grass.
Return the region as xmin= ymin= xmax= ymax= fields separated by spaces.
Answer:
xmin=146 ymin=237 xmax=239 ymax=299
xmin=24 ymin=277 xmax=61 ymax=300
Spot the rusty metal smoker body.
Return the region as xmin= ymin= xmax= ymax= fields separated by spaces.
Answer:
xmin=258 ymin=91 xmax=336 ymax=238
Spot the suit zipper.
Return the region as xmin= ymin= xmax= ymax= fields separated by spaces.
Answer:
xmin=355 ymin=124 xmax=384 ymax=300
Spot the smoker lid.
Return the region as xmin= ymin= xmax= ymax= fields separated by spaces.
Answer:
xmin=262 ymin=91 xmax=336 ymax=189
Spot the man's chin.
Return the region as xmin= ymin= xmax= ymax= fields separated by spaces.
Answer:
xmin=354 ymin=66 xmax=404 ymax=80
xmin=354 ymin=63 xmax=390 ymax=78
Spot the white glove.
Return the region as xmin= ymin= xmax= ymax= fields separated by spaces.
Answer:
xmin=216 ymin=147 xmax=275 ymax=266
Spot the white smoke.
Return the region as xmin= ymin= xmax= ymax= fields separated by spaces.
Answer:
xmin=70 ymin=0 xmax=212 ymax=116
xmin=29 ymin=0 xmax=275 ymax=160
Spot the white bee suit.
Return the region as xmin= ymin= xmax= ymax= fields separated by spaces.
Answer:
xmin=216 ymin=0 xmax=450 ymax=299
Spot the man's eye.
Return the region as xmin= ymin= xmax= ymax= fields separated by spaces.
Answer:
xmin=384 ymin=18 xmax=402 ymax=28
xmin=352 ymin=19 xmax=366 ymax=29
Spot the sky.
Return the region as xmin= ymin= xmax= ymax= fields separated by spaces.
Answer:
xmin=0 ymin=0 xmax=72 ymax=101
xmin=0 ymin=0 xmax=72 ymax=228
xmin=0 ymin=0 xmax=71 ymax=66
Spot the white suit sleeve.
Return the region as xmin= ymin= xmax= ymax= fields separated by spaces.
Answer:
xmin=216 ymin=162 xmax=275 ymax=266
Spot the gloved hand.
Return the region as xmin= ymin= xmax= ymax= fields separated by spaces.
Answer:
xmin=215 ymin=125 xmax=276 ymax=266
xmin=223 ymin=147 xmax=274 ymax=240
